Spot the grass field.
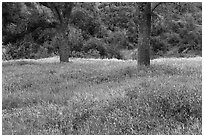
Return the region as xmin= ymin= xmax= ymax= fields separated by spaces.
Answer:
xmin=2 ymin=57 xmax=202 ymax=135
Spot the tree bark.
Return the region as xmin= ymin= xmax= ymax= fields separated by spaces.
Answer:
xmin=58 ymin=25 xmax=70 ymax=62
xmin=58 ymin=3 xmax=73 ymax=63
xmin=59 ymin=35 xmax=70 ymax=62
xmin=137 ymin=3 xmax=151 ymax=67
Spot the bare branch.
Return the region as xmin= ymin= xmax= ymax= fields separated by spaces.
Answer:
xmin=152 ymin=12 xmax=164 ymax=20
xmin=151 ymin=2 xmax=163 ymax=12
xmin=39 ymin=2 xmax=52 ymax=9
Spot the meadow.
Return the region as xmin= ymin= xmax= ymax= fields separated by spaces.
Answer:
xmin=2 ymin=57 xmax=202 ymax=135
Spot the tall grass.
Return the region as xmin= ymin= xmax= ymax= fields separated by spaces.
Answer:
xmin=2 ymin=57 xmax=202 ymax=135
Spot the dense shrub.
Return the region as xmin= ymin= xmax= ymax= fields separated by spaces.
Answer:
xmin=82 ymin=37 xmax=107 ymax=57
xmin=71 ymin=49 xmax=101 ymax=59
xmin=95 ymin=25 xmax=110 ymax=39
xmin=80 ymin=37 xmax=123 ymax=59
xmin=4 ymin=38 xmax=41 ymax=60
xmin=71 ymin=51 xmax=86 ymax=58
xmin=33 ymin=46 xmax=51 ymax=59
xmin=131 ymin=49 xmax=138 ymax=60
xmin=86 ymin=49 xmax=101 ymax=58
xmin=105 ymin=44 xmax=123 ymax=59
xmin=151 ymin=37 xmax=168 ymax=56
xmin=68 ymin=26 xmax=84 ymax=52
xmin=105 ymin=30 xmax=130 ymax=49
xmin=2 ymin=45 xmax=13 ymax=60
xmin=120 ymin=49 xmax=135 ymax=60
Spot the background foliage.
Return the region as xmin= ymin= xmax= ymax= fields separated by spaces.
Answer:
xmin=2 ymin=2 xmax=202 ymax=60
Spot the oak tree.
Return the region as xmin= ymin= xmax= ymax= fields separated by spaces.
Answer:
xmin=40 ymin=2 xmax=74 ymax=62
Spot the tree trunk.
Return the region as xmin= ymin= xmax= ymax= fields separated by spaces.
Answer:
xmin=58 ymin=25 xmax=70 ymax=63
xmin=137 ymin=3 xmax=151 ymax=67
xmin=59 ymin=37 xmax=70 ymax=62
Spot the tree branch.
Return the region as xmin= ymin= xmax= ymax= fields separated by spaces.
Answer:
xmin=63 ymin=2 xmax=74 ymax=20
xmin=151 ymin=12 xmax=164 ymax=20
xmin=39 ymin=2 xmax=63 ymax=24
xmin=151 ymin=2 xmax=163 ymax=12
xmin=52 ymin=3 xmax=63 ymax=23
xmin=39 ymin=2 xmax=52 ymax=9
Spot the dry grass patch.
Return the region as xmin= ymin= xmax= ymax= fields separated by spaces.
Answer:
xmin=2 ymin=57 xmax=202 ymax=135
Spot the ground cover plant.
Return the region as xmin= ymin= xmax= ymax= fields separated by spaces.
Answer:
xmin=2 ymin=57 xmax=202 ymax=135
